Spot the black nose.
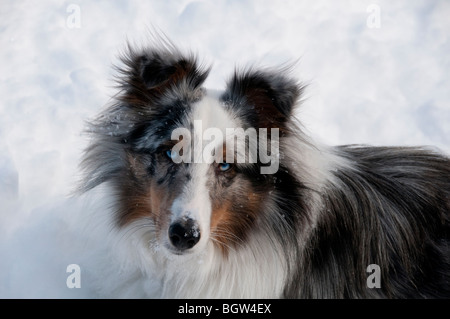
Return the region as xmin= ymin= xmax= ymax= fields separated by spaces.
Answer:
xmin=168 ymin=218 xmax=201 ymax=251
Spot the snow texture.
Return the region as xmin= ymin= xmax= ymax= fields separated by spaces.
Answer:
xmin=0 ymin=0 xmax=449 ymax=298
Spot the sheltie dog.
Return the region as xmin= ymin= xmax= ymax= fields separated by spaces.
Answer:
xmin=80 ymin=38 xmax=450 ymax=298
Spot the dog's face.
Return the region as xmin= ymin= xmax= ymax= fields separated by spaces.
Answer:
xmin=85 ymin=45 xmax=302 ymax=257
xmin=122 ymin=97 xmax=261 ymax=256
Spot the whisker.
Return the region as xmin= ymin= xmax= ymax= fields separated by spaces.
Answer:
xmin=209 ymin=236 xmax=239 ymax=254
xmin=210 ymin=226 xmax=245 ymax=251
xmin=211 ymin=230 xmax=243 ymax=246
xmin=119 ymin=217 xmax=156 ymax=242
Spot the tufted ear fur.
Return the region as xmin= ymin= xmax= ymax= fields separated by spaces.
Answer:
xmin=116 ymin=44 xmax=210 ymax=108
xmin=222 ymin=68 xmax=303 ymax=130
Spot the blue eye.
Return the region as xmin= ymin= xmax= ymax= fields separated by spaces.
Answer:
xmin=166 ymin=149 xmax=178 ymax=160
xmin=218 ymin=163 xmax=231 ymax=172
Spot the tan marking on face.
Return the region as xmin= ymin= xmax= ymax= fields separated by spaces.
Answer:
xmin=210 ymin=186 xmax=264 ymax=257
xmin=148 ymin=181 xmax=174 ymax=238
xmin=210 ymin=199 xmax=234 ymax=255
xmin=118 ymin=153 xmax=174 ymax=231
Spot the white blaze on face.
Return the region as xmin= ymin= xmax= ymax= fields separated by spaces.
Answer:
xmin=169 ymin=90 xmax=238 ymax=251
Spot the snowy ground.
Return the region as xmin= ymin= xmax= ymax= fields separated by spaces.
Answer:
xmin=0 ymin=0 xmax=449 ymax=298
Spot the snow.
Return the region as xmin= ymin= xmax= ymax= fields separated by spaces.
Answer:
xmin=1 ymin=0 xmax=449 ymax=298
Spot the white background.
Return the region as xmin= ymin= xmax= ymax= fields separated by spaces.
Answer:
xmin=0 ymin=0 xmax=449 ymax=297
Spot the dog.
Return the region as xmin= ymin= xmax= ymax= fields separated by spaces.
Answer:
xmin=79 ymin=38 xmax=450 ymax=298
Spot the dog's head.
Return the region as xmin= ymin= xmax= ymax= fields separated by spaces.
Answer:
xmin=81 ymin=42 xmax=303 ymax=257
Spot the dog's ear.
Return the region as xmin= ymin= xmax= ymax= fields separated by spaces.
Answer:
xmin=223 ymin=68 xmax=303 ymax=129
xmin=139 ymin=54 xmax=179 ymax=89
xmin=118 ymin=48 xmax=210 ymax=107
xmin=139 ymin=53 xmax=209 ymax=91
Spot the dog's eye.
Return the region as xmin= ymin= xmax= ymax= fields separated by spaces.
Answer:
xmin=218 ymin=163 xmax=232 ymax=172
xmin=166 ymin=149 xmax=179 ymax=161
